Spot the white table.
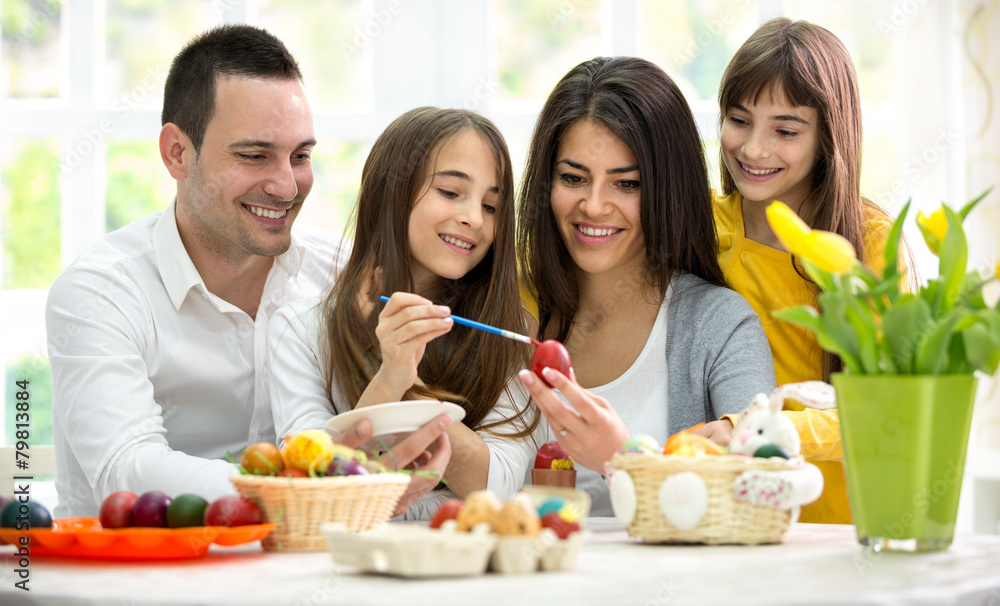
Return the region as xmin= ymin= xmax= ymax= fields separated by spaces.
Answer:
xmin=2 ymin=521 xmax=999 ymax=606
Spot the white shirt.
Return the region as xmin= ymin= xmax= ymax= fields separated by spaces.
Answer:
xmin=268 ymin=297 xmax=542 ymax=520
xmin=573 ymin=288 xmax=670 ymax=516
xmin=47 ymin=203 xmax=349 ymax=517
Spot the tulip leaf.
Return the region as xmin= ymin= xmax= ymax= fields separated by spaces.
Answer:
xmin=845 ymin=303 xmax=879 ymax=373
xmin=771 ymin=305 xmax=822 ymax=333
xmin=916 ymin=216 xmax=941 ymax=255
xmin=882 ymin=294 xmax=932 ymax=373
xmin=958 ymin=186 xmax=993 ymax=220
xmin=772 ymin=304 xmax=862 ymax=373
xmin=882 ymin=199 xmax=910 ymax=284
xmin=915 ymin=313 xmax=963 ymax=374
xmin=800 ymin=258 xmax=836 ymax=292
xmin=817 ymin=293 xmax=864 ymax=372
xmin=933 ymin=206 xmax=968 ymax=317
xmin=960 ymin=320 xmax=1000 ymax=375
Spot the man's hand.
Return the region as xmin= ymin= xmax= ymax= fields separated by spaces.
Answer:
xmin=338 ymin=414 xmax=453 ymax=516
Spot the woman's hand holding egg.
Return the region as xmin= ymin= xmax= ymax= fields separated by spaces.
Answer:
xmin=518 ymin=364 xmax=630 ymax=472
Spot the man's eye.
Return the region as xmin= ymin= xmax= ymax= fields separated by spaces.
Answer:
xmin=239 ymin=153 xmax=264 ymax=161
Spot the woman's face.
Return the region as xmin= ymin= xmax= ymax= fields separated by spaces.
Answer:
xmin=549 ymin=119 xmax=645 ymax=281
xmin=407 ymin=129 xmax=498 ymax=295
xmin=720 ymin=87 xmax=821 ymax=214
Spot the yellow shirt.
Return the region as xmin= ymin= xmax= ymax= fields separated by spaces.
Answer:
xmin=713 ymin=190 xmax=892 ymax=524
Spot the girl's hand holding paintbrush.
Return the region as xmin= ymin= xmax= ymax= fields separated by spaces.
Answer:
xmin=357 ymin=292 xmax=454 ymax=408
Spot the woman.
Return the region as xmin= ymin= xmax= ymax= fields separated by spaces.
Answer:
xmin=516 ymin=57 xmax=775 ymax=515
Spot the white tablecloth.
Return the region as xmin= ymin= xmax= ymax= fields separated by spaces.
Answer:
xmin=2 ymin=521 xmax=999 ymax=605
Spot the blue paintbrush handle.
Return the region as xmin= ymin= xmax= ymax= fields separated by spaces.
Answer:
xmin=378 ymin=295 xmax=535 ymax=345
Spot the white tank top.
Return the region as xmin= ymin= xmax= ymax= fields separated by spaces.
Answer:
xmin=567 ymin=287 xmax=671 ymax=517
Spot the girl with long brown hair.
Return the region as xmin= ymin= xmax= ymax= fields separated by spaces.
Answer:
xmin=268 ymin=107 xmax=539 ymax=519
xmin=713 ymin=18 xmax=906 ymax=524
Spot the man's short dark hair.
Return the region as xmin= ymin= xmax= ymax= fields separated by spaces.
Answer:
xmin=161 ymin=24 xmax=303 ymax=152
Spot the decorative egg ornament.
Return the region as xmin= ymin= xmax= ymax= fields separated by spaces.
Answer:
xmin=609 ymin=470 xmax=637 ymax=527
xmin=658 ymin=472 xmax=708 ymax=531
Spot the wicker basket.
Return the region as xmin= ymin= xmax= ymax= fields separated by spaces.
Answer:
xmin=609 ymin=453 xmax=800 ymax=545
xmin=230 ymin=473 xmax=411 ymax=552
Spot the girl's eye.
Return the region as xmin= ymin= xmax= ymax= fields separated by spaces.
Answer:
xmin=482 ymin=204 xmax=497 ymax=215
xmin=618 ymin=180 xmax=640 ymax=192
xmin=777 ymin=129 xmax=797 ymax=138
xmin=727 ymin=115 xmax=749 ymax=126
xmin=559 ymin=173 xmax=584 ymax=186
xmin=437 ymin=188 xmax=459 ymax=199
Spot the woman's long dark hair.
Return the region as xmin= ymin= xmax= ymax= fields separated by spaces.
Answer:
xmin=324 ymin=107 xmax=537 ymax=436
xmin=517 ymin=56 xmax=725 ymax=342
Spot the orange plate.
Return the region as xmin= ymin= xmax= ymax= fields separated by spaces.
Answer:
xmin=0 ymin=517 xmax=275 ymax=561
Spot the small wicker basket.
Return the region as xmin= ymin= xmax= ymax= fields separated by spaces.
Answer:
xmin=609 ymin=453 xmax=800 ymax=545
xmin=230 ymin=473 xmax=411 ymax=552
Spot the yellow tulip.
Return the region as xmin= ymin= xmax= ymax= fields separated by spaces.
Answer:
xmin=765 ymin=201 xmax=858 ymax=274
xmin=916 ymin=207 xmax=948 ymax=255
xmin=802 ymin=231 xmax=858 ymax=274
xmin=996 ymin=260 xmax=1000 ymax=281
xmin=766 ymin=201 xmax=812 ymax=253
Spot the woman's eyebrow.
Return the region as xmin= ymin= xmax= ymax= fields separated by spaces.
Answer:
xmin=557 ymin=159 xmax=638 ymax=174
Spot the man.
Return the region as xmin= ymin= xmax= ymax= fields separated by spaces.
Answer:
xmin=47 ymin=25 xmax=449 ymax=517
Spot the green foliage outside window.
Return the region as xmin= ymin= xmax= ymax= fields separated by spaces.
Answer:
xmin=2 ymin=142 xmax=61 ymax=289
xmin=106 ymin=140 xmax=174 ymax=232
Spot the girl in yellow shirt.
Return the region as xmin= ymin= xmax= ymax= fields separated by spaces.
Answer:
xmin=712 ymin=18 xmax=904 ymax=524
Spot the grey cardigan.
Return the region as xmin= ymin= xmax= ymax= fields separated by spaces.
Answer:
xmin=665 ymin=272 xmax=777 ymax=435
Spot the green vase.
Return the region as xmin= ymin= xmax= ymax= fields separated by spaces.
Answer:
xmin=832 ymin=373 xmax=977 ymax=552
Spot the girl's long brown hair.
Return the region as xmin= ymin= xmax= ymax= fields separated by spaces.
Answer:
xmin=517 ymin=56 xmax=726 ymax=343
xmin=323 ymin=107 xmax=537 ymax=437
xmin=718 ymin=17 xmax=902 ymax=379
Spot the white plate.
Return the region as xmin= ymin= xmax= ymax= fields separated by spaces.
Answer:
xmin=323 ymin=400 xmax=466 ymax=449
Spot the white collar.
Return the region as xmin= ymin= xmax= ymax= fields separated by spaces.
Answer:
xmin=152 ymin=200 xmax=306 ymax=311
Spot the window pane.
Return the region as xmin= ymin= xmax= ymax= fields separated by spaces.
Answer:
xmin=496 ymin=0 xmax=604 ymax=102
xmin=783 ymin=1 xmax=895 ymax=104
xmin=104 ymin=0 xmax=218 ymax=110
xmin=637 ymin=0 xmax=761 ymax=104
xmin=1 ymin=0 xmax=62 ymax=98
xmin=297 ymin=141 xmax=366 ymax=234
xmin=258 ymin=0 xmax=373 ymax=112
xmin=106 ymin=140 xmax=175 ymax=233
xmin=5 ymin=355 xmax=52 ymax=445
xmin=1 ymin=140 xmax=61 ymax=289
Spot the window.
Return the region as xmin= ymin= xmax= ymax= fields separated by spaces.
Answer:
xmin=1 ymin=0 xmax=994 ymax=449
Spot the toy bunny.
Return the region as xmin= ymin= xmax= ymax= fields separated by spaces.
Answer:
xmin=728 ymin=381 xmax=835 ymax=456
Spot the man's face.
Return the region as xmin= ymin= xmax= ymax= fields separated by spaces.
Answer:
xmin=178 ymin=76 xmax=315 ymax=260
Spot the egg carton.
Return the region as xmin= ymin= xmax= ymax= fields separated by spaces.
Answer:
xmin=321 ymin=523 xmax=586 ymax=577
